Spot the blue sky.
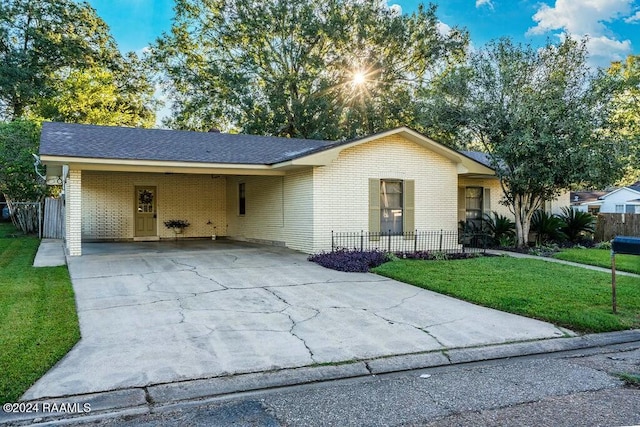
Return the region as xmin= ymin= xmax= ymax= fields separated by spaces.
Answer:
xmin=86 ymin=0 xmax=640 ymax=68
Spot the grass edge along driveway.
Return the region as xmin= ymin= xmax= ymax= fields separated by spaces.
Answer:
xmin=554 ymin=248 xmax=640 ymax=275
xmin=373 ymin=256 xmax=640 ymax=334
xmin=0 ymin=224 xmax=80 ymax=404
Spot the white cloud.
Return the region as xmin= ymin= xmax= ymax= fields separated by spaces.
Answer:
xmin=624 ymin=10 xmax=640 ymax=22
xmin=527 ymin=0 xmax=633 ymax=35
xmin=437 ymin=21 xmax=452 ymax=36
xmin=526 ymin=0 xmax=635 ymax=67
xmin=583 ymin=34 xmax=633 ymax=67
xmin=475 ymin=0 xmax=494 ymax=9
xmin=388 ymin=4 xmax=402 ymax=17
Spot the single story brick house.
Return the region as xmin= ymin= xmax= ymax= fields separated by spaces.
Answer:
xmin=39 ymin=122 xmax=567 ymax=256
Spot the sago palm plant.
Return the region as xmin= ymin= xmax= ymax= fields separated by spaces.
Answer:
xmin=558 ymin=207 xmax=595 ymax=243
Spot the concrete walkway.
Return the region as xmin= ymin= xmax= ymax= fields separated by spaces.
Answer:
xmin=24 ymin=241 xmax=569 ymax=400
xmin=487 ymin=249 xmax=640 ymax=278
xmin=32 ymin=238 xmax=66 ymax=267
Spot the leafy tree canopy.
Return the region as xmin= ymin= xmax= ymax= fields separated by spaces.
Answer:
xmin=426 ymin=37 xmax=626 ymax=246
xmin=152 ymin=0 xmax=468 ymax=139
xmin=0 ymin=119 xmax=45 ymax=202
xmin=0 ymin=0 xmax=155 ymax=126
xmin=34 ymin=53 xmax=157 ymax=128
xmin=606 ymin=55 xmax=640 ymax=184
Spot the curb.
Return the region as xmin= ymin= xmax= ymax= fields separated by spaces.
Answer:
xmin=2 ymin=330 xmax=639 ymax=426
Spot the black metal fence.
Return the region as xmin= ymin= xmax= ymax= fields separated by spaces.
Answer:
xmin=331 ymin=230 xmax=488 ymax=254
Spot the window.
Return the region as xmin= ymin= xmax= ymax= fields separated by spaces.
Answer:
xmin=626 ymin=205 xmax=635 ymax=214
xmin=380 ymin=180 xmax=403 ymax=234
xmin=238 ymin=183 xmax=246 ymax=216
xmin=369 ymin=179 xmax=414 ymax=235
xmin=615 ymin=204 xmax=624 ymax=213
xmin=465 ymin=187 xmax=483 ymax=222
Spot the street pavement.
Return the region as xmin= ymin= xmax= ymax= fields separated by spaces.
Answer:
xmin=34 ymin=340 xmax=640 ymax=426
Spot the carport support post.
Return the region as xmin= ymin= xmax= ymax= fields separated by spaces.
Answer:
xmin=611 ymin=250 xmax=617 ymax=314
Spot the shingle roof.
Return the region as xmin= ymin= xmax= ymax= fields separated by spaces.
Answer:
xmin=570 ymin=190 xmax=607 ymax=204
xmin=461 ymin=150 xmax=493 ymax=168
xmin=39 ymin=122 xmax=338 ymax=165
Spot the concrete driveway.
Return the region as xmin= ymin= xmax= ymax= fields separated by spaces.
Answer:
xmin=25 ymin=241 xmax=568 ymax=399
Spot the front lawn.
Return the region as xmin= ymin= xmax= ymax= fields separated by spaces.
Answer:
xmin=0 ymin=223 xmax=80 ymax=404
xmin=372 ymin=257 xmax=640 ymax=333
xmin=553 ymin=248 xmax=640 ymax=275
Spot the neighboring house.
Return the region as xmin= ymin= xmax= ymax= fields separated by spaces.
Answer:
xmin=572 ymin=184 xmax=640 ymax=214
xmin=570 ymin=190 xmax=608 ymax=214
xmin=39 ymin=123 xmax=566 ymax=256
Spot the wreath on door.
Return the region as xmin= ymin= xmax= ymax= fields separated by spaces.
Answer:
xmin=139 ymin=190 xmax=153 ymax=205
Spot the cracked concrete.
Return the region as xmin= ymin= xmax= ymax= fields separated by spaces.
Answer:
xmin=24 ymin=240 xmax=569 ymax=400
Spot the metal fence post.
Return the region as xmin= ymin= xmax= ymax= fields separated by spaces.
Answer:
xmin=439 ymin=229 xmax=443 ymax=252
xmin=331 ymin=231 xmax=334 ymax=252
xmin=414 ymin=229 xmax=418 ymax=253
xmin=360 ymin=230 xmax=364 ymax=252
xmin=388 ymin=230 xmax=391 ymax=253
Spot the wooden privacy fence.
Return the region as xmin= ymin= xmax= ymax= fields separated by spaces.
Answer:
xmin=43 ymin=197 xmax=64 ymax=239
xmin=594 ymin=213 xmax=640 ymax=242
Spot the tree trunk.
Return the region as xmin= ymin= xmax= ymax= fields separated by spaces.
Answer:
xmin=514 ymin=206 xmax=528 ymax=247
xmin=513 ymin=193 xmax=539 ymax=247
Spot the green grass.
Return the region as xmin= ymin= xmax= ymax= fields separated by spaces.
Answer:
xmin=553 ymin=248 xmax=640 ymax=275
xmin=616 ymin=372 xmax=640 ymax=388
xmin=373 ymin=257 xmax=640 ymax=333
xmin=0 ymin=223 xmax=80 ymax=404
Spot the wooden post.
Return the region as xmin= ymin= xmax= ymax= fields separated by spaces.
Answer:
xmin=611 ymin=250 xmax=617 ymax=314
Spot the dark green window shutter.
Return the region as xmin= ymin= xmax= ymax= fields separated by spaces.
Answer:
xmin=369 ymin=178 xmax=380 ymax=236
xmin=404 ymin=179 xmax=415 ymax=234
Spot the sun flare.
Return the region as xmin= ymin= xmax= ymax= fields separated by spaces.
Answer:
xmin=352 ymin=71 xmax=366 ymax=85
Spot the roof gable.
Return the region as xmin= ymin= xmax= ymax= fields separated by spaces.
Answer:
xmin=600 ymin=186 xmax=640 ymax=200
xmin=276 ymin=127 xmax=495 ymax=175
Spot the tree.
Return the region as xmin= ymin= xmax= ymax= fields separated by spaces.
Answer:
xmin=0 ymin=0 xmax=119 ymax=120
xmin=607 ymin=55 xmax=640 ymax=184
xmin=152 ymin=0 xmax=467 ymax=138
xmin=0 ymin=120 xmax=46 ymax=232
xmin=426 ymin=38 xmax=624 ymax=247
xmin=35 ymin=53 xmax=156 ymax=128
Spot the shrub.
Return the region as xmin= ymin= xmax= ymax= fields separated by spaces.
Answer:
xmin=528 ymin=243 xmax=560 ymax=257
xmin=308 ymin=250 xmax=390 ymax=272
xmin=530 ymin=210 xmax=566 ymax=244
xmin=558 ymin=207 xmax=595 ymax=243
xmin=483 ymin=211 xmax=516 ymax=246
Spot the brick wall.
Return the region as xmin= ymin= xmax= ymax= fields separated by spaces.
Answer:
xmin=311 ymin=135 xmax=460 ymax=252
xmin=66 ymin=169 xmax=82 ymax=255
xmin=225 ymin=170 xmax=314 ymax=253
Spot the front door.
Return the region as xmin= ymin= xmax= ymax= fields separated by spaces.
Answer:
xmin=135 ymin=186 xmax=157 ymax=237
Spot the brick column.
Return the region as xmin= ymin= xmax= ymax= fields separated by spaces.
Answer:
xmin=66 ymin=169 xmax=82 ymax=256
